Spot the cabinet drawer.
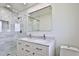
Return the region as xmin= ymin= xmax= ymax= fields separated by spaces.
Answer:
xmin=17 ymin=47 xmax=24 ymax=56
xmin=32 ymin=43 xmax=49 ymax=55
xmin=23 ymin=41 xmax=34 ymax=50
xmin=23 ymin=50 xmax=33 ymax=56
xmin=34 ymin=52 xmax=48 ymax=56
xmin=17 ymin=40 xmax=24 ymax=56
xmin=17 ymin=40 xmax=23 ymax=47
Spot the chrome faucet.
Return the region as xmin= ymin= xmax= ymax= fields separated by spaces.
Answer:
xmin=29 ymin=34 xmax=32 ymax=38
xmin=43 ymin=34 xmax=46 ymax=40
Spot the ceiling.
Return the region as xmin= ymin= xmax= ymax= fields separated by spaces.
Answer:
xmin=0 ymin=3 xmax=38 ymax=13
xmin=29 ymin=6 xmax=52 ymax=18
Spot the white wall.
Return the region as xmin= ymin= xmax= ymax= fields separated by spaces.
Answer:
xmin=19 ymin=3 xmax=79 ymax=56
xmin=52 ymin=3 xmax=79 ymax=55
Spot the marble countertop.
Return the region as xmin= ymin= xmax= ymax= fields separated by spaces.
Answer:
xmin=19 ymin=37 xmax=55 ymax=46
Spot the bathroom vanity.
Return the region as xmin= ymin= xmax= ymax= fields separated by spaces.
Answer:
xmin=17 ymin=4 xmax=54 ymax=56
xmin=17 ymin=38 xmax=55 ymax=56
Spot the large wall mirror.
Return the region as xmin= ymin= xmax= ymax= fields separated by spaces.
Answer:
xmin=28 ymin=5 xmax=52 ymax=32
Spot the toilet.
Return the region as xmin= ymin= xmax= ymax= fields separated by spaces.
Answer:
xmin=60 ymin=45 xmax=79 ymax=56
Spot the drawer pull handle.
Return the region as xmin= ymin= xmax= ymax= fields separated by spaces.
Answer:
xmin=33 ymin=52 xmax=35 ymax=55
xmin=18 ymin=42 xmax=21 ymax=45
xmin=7 ymin=54 xmax=10 ymax=56
xmin=25 ymin=50 xmax=30 ymax=52
xmin=22 ymin=48 xmax=24 ymax=50
xmin=25 ymin=44 xmax=30 ymax=47
xmin=36 ymin=48 xmax=42 ymax=50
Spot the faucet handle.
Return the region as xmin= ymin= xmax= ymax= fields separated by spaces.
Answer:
xmin=29 ymin=34 xmax=32 ymax=38
xmin=43 ymin=34 xmax=46 ymax=40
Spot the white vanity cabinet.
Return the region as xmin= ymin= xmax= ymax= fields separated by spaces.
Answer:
xmin=17 ymin=38 xmax=55 ymax=56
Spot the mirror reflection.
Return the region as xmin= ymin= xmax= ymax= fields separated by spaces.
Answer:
xmin=28 ymin=6 xmax=52 ymax=32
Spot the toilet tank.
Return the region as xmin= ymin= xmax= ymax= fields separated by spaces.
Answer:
xmin=60 ymin=45 xmax=79 ymax=56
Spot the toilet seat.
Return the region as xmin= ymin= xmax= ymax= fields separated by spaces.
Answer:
xmin=60 ymin=45 xmax=79 ymax=56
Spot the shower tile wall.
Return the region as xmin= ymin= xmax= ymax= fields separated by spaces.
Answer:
xmin=0 ymin=7 xmax=26 ymax=56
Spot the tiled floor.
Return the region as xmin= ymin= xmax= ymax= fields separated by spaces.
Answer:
xmin=0 ymin=37 xmax=17 ymax=56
